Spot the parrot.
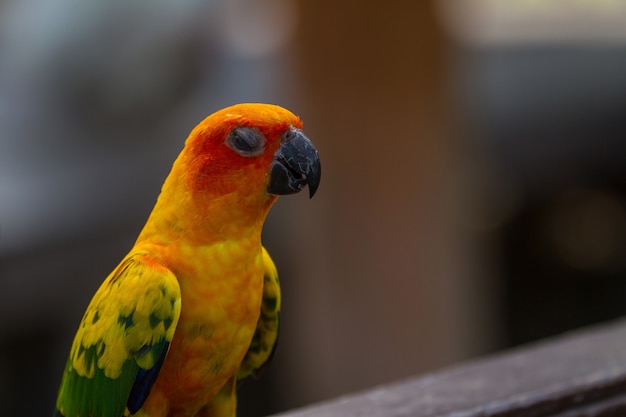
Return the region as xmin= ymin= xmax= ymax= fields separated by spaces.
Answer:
xmin=54 ymin=103 xmax=321 ymax=417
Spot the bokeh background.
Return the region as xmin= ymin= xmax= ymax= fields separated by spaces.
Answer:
xmin=3 ymin=1 xmax=626 ymax=416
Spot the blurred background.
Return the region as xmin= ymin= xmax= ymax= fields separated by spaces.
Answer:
xmin=3 ymin=0 xmax=626 ymax=415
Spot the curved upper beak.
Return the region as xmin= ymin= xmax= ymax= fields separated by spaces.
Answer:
xmin=268 ymin=128 xmax=321 ymax=198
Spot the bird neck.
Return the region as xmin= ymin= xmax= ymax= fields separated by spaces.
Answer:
xmin=134 ymin=166 xmax=277 ymax=248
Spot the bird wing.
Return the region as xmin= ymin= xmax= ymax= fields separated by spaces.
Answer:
xmin=55 ymin=253 xmax=181 ymax=417
xmin=237 ymin=246 xmax=281 ymax=381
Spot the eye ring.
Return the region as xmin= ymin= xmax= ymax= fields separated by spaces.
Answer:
xmin=226 ymin=127 xmax=266 ymax=157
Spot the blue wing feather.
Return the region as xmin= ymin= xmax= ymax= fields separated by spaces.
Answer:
xmin=127 ymin=341 xmax=170 ymax=414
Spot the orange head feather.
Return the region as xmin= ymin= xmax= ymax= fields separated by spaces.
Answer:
xmin=143 ymin=103 xmax=320 ymax=243
xmin=183 ymin=104 xmax=303 ymax=197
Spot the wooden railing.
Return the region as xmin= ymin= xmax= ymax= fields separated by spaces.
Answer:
xmin=272 ymin=318 xmax=626 ymax=417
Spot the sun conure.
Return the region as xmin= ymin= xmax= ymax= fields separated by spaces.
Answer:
xmin=54 ymin=103 xmax=321 ymax=417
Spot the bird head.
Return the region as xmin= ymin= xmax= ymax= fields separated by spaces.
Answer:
xmin=183 ymin=103 xmax=320 ymax=200
xmin=156 ymin=103 xmax=320 ymax=239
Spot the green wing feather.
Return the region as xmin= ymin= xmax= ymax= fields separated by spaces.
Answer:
xmin=56 ymin=253 xmax=181 ymax=417
xmin=237 ymin=246 xmax=281 ymax=381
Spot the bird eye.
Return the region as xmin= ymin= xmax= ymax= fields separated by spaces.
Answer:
xmin=227 ymin=127 xmax=266 ymax=157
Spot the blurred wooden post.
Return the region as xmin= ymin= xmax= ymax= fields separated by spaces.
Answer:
xmin=274 ymin=0 xmax=498 ymax=409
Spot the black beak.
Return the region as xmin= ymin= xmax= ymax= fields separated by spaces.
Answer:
xmin=268 ymin=128 xmax=321 ymax=198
